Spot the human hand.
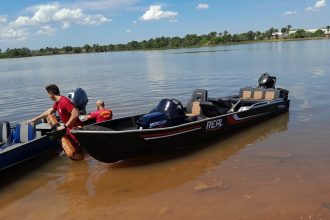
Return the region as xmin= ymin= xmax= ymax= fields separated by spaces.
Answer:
xmin=56 ymin=125 xmax=66 ymax=131
xmin=25 ymin=119 xmax=35 ymax=125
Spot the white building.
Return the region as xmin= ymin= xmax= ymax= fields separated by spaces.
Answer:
xmin=289 ymin=28 xmax=330 ymax=35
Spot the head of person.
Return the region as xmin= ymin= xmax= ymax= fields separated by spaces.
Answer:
xmin=45 ymin=84 xmax=60 ymax=101
xmin=96 ymin=100 xmax=105 ymax=110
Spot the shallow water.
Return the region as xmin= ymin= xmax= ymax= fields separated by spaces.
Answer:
xmin=1 ymin=39 xmax=330 ymax=219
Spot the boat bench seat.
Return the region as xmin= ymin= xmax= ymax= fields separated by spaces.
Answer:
xmin=12 ymin=123 xmax=36 ymax=143
xmin=0 ymin=121 xmax=11 ymax=146
xmin=239 ymin=87 xmax=281 ymax=100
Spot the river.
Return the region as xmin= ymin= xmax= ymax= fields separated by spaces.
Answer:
xmin=0 ymin=39 xmax=330 ymax=219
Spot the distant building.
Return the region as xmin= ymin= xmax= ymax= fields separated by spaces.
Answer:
xmin=289 ymin=28 xmax=330 ymax=35
xmin=271 ymin=32 xmax=288 ymax=39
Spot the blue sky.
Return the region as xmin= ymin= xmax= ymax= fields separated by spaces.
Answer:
xmin=0 ymin=0 xmax=329 ymax=50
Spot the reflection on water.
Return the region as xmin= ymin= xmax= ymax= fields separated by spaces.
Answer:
xmin=145 ymin=51 xmax=166 ymax=83
xmin=1 ymin=39 xmax=330 ymax=219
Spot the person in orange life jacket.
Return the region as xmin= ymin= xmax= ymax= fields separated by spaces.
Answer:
xmin=84 ymin=100 xmax=112 ymax=123
xmin=28 ymin=84 xmax=82 ymax=145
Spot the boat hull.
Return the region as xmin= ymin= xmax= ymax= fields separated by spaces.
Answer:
xmin=73 ymin=99 xmax=290 ymax=163
xmin=0 ymin=135 xmax=58 ymax=171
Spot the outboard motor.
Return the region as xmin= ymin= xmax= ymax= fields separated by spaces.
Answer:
xmin=67 ymin=88 xmax=88 ymax=115
xmin=136 ymin=99 xmax=185 ymax=129
xmin=257 ymin=73 xmax=276 ymax=89
xmin=137 ymin=112 xmax=170 ymax=129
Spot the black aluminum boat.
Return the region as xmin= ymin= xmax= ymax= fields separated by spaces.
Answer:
xmin=71 ymin=73 xmax=290 ymax=163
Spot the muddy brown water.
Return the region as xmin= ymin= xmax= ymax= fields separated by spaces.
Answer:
xmin=1 ymin=40 xmax=330 ymax=219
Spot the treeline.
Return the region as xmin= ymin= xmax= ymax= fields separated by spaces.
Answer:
xmin=0 ymin=26 xmax=329 ymax=59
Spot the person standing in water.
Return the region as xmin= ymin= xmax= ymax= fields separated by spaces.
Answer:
xmin=28 ymin=84 xmax=82 ymax=147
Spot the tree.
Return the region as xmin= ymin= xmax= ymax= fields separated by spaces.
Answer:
xmin=222 ymin=34 xmax=232 ymax=43
xmin=255 ymin=31 xmax=262 ymax=40
xmin=264 ymin=27 xmax=276 ymax=39
xmin=293 ymin=29 xmax=307 ymax=38
xmin=281 ymin=27 xmax=288 ymax=34
xmin=83 ymin=44 xmax=91 ymax=52
xmin=246 ymin=31 xmax=256 ymax=41
xmin=287 ymin=25 xmax=292 ymax=32
xmin=312 ymin=29 xmax=325 ymax=37
xmin=326 ymin=26 xmax=330 ymax=34
xmin=171 ymin=37 xmax=182 ymax=48
xmin=183 ymin=34 xmax=199 ymax=47
xmin=63 ymin=46 xmax=73 ymax=53
xmin=127 ymin=40 xmax=140 ymax=50
xmin=73 ymin=47 xmax=82 ymax=53
xmin=208 ymin=31 xmax=217 ymax=38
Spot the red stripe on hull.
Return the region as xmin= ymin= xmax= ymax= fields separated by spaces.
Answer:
xmin=141 ymin=125 xmax=201 ymax=139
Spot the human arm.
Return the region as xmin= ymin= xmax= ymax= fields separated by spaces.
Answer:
xmin=27 ymin=107 xmax=54 ymax=124
xmin=84 ymin=111 xmax=98 ymax=120
xmin=57 ymin=108 xmax=79 ymax=130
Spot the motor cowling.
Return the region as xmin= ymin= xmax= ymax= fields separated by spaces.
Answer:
xmin=137 ymin=99 xmax=185 ymax=129
xmin=136 ymin=112 xmax=170 ymax=129
xmin=258 ymin=73 xmax=276 ymax=89
xmin=67 ymin=88 xmax=88 ymax=115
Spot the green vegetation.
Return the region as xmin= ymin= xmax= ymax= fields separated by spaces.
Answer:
xmin=0 ymin=25 xmax=329 ymax=59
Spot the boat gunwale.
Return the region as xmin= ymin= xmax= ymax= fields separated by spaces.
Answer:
xmin=0 ymin=134 xmax=51 ymax=154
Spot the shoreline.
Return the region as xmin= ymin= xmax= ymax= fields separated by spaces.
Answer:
xmin=0 ymin=37 xmax=329 ymax=60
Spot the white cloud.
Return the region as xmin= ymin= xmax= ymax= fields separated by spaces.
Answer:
xmin=305 ymin=6 xmax=313 ymax=11
xmin=62 ymin=22 xmax=71 ymax=29
xmin=0 ymin=16 xmax=7 ymax=24
xmin=53 ymin=8 xmax=83 ymax=22
xmin=133 ymin=20 xmax=137 ymax=24
xmin=37 ymin=25 xmax=56 ymax=36
xmin=31 ymin=3 xmax=60 ymax=24
xmin=139 ymin=5 xmax=178 ymax=21
xmin=10 ymin=3 xmax=111 ymax=28
xmin=196 ymin=4 xmax=209 ymax=10
xmin=11 ymin=16 xmax=34 ymax=27
xmin=2 ymin=2 xmax=111 ymax=41
xmin=283 ymin=10 xmax=297 ymax=15
xmin=305 ymin=0 xmax=326 ymax=11
xmin=315 ymin=0 xmax=327 ymax=8
xmin=126 ymin=29 xmax=131 ymax=33
xmin=0 ymin=28 xmax=28 ymax=42
xmin=74 ymin=0 xmax=140 ymax=11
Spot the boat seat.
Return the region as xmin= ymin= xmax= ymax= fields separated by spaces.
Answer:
xmin=0 ymin=121 xmax=11 ymax=146
xmin=186 ymin=101 xmax=201 ymax=117
xmin=13 ymin=123 xmax=36 ymax=143
xmin=239 ymin=88 xmax=281 ymax=100
xmin=186 ymin=89 xmax=208 ymax=117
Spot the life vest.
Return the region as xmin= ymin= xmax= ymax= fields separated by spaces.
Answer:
xmin=47 ymin=114 xmax=83 ymax=160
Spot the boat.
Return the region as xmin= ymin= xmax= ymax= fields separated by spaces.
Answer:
xmin=0 ymin=121 xmax=59 ymax=171
xmin=71 ymin=73 xmax=290 ymax=163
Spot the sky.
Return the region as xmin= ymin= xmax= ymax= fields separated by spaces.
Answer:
xmin=0 ymin=0 xmax=329 ymax=50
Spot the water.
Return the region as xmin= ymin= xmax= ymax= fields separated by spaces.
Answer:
xmin=1 ymin=39 xmax=330 ymax=219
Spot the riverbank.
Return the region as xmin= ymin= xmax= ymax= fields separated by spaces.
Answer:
xmin=0 ymin=36 xmax=329 ymax=60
